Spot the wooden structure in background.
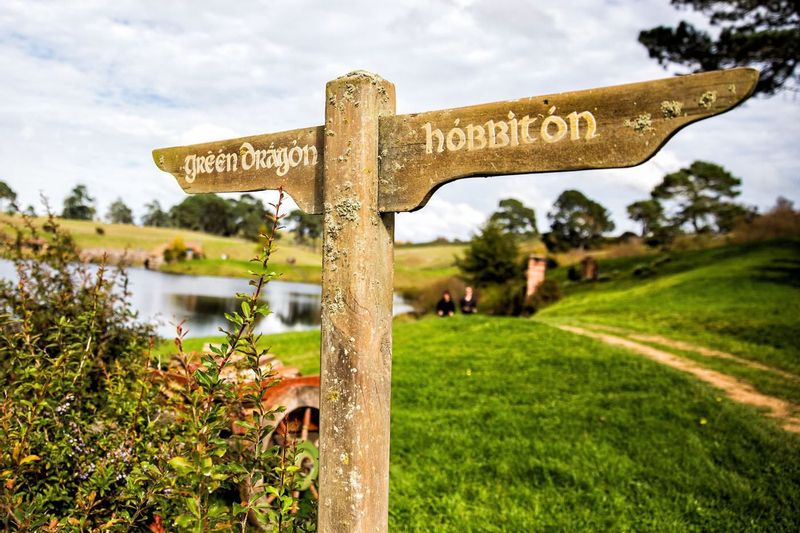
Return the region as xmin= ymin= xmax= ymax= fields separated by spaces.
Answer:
xmin=526 ymin=255 xmax=547 ymax=297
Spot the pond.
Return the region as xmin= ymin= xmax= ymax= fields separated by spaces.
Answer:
xmin=0 ymin=259 xmax=413 ymax=338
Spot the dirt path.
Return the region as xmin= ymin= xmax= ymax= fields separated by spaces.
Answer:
xmin=583 ymin=323 xmax=800 ymax=383
xmin=557 ymin=324 xmax=800 ymax=433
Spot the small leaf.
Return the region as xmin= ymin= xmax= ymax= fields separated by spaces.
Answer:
xmin=212 ymin=446 xmax=227 ymax=457
xmin=18 ymin=455 xmax=40 ymax=466
xmin=174 ymin=514 xmax=194 ymax=528
xmin=185 ymin=496 xmax=200 ymax=518
xmin=168 ymin=456 xmax=192 ymax=474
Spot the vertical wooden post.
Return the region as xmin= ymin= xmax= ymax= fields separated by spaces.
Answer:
xmin=318 ymin=72 xmax=396 ymax=532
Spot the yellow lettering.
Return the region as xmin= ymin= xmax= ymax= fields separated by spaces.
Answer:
xmin=541 ymin=115 xmax=568 ymax=143
xmin=519 ymin=115 xmax=537 ymax=144
xmin=487 ymin=120 xmax=509 ymax=148
xmin=423 ymin=123 xmax=445 ymax=154
xmin=567 ymin=111 xmax=598 ymax=140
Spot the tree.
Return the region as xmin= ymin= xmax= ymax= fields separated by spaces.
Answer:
xmin=489 ymin=198 xmax=538 ymax=238
xmin=106 ymin=198 xmax=134 ymax=225
xmin=456 ymin=221 xmax=520 ymax=286
xmin=170 ymin=194 xmax=235 ymax=236
xmin=287 ymin=209 xmax=323 ymax=245
xmin=546 ymin=190 xmax=615 ymax=250
xmin=639 ymin=1 xmax=800 ymax=96
xmin=651 ymin=160 xmax=742 ymax=233
xmin=141 ymin=200 xmax=171 ymax=227
xmin=714 ymin=201 xmax=754 ymax=233
xmin=627 ymin=199 xmax=665 ymax=237
xmin=773 ymin=196 xmax=794 ymax=212
xmin=61 ymin=184 xmax=96 ymax=221
xmin=229 ymin=194 xmax=272 ymax=241
xmin=0 ymin=180 xmax=17 ymax=213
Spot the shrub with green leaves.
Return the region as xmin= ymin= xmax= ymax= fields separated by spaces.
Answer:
xmin=0 ymin=193 xmax=317 ymax=531
xmin=0 ymin=213 xmax=164 ymax=529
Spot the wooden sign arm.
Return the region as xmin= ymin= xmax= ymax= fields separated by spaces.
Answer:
xmin=377 ymin=67 xmax=758 ymax=213
xmin=152 ymin=126 xmax=325 ymax=214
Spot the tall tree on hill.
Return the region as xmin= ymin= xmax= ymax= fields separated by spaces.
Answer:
xmin=61 ymin=184 xmax=96 ymax=221
xmin=651 ymin=160 xmax=743 ymax=233
xmin=0 ymin=180 xmax=17 ymax=213
xmin=639 ymin=0 xmax=800 ymax=96
xmin=489 ymin=198 xmax=538 ymax=238
xmin=141 ymin=200 xmax=171 ymax=227
xmin=627 ymin=199 xmax=666 ymax=238
xmin=456 ymin=221 xmax=520 ymax=286
xmin=546 ymin=190 xmax=615 ymax=251
xmin=106 ymin=198 xmax=134 ymax=225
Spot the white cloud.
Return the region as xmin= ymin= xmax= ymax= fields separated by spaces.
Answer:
xmin=396 ymin=196 xmax=485 ymax=242
xmin=0 ymin=0 xmax=797 ymax=238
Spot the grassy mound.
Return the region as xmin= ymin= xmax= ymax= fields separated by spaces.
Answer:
xmin=389 ymin=317 xmax=799 ymax=531
xmin=541 ymin=239 xmax=800 ymax=375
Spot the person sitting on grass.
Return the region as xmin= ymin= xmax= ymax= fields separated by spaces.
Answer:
xmin=460 ymin=286 xmax=477 ymax=314
xmin=436 ymin=290 xmax=456 ymax=317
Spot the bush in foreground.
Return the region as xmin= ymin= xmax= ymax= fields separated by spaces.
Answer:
xmin=0 ymin=197 xmax=316 ymax=531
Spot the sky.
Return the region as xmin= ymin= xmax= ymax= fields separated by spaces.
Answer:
xmin=0 ymin=0 xmax=798 ymax=242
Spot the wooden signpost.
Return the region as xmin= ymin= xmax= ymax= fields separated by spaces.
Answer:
xmin=153 ymin=67 xmax=757 ymax=532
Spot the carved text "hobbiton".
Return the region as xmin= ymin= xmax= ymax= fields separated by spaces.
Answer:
xmin=424 ymin=108 xmax=598 ymax=154
xmin=183 ymin=141 xmax=318 ymax=183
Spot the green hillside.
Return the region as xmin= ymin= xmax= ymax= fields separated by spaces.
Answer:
xmin=167 ymin=239 xmax=800 ymax=531
xmin=540 ymin=240 xmax=800 ymax=376
xmin=0 ymin=215 xmax=464 ymax=291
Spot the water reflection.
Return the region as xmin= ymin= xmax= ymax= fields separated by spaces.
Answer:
xmin=168 ymin=291 xmax=322 ymax=333
xmin=0 ymin=259 xmax=412 ymax=338
xmin=283 ymin=293 xmax=320 ymax=326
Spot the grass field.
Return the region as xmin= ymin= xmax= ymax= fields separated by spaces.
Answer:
xmin=156 ymin=239 xmax=800 ymax=530
xmin=29 ymin=216 xmax=322 ymax=265
xmin=162 ymin=316 xmax=800 ymax=531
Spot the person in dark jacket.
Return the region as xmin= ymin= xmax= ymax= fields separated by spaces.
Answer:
xmin=436 ymin=290 xmax=456 ymax=317
xmin=460 ymin=286 xmax=477 ymax=314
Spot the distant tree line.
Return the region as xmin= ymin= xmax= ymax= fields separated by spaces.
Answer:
xmin=0 ymin=159 xmax=771 ymax=248
xmin=0 ymin=179 xmax=324 ymax=247
xmin=34 ymin=184 xmax=275 ymax=242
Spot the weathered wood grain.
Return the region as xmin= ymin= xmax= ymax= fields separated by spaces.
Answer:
xmin=378 ymin=67 xmax=758 ymax=212
xmin=318 ymin=72 xmax=396 ymax=533
xmin=152 ymin=126 xmax=324 ymax=214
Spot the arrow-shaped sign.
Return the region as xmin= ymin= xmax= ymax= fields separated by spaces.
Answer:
xmin=154 ymin=67 xmax=757 ymax=215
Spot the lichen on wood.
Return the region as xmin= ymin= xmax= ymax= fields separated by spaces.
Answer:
xmin=624 ymin=113 xmax=654 ymax=134
xmin=335 ymin=198 xmax=361 ymax=221
xmin=660 ymin=100 xmax=683 ymax=118
xmin=327 ymin=288 xmax=346 ymax=314
xmin=699 ymin=91 xmax=717 ymax=108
